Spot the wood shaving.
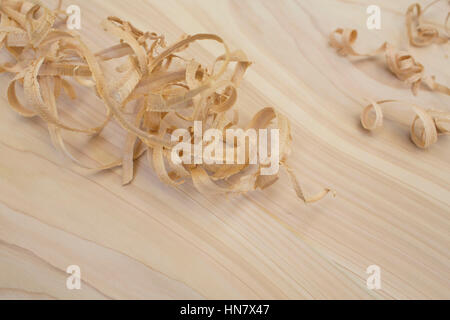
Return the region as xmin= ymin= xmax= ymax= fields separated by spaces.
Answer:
xmin=329 ymin=28 xmax=450 ymax=96
xmin=361 ymin=100 xmax=450 ymax=149
xmin=406 ymin=1 xmax=449 ymax=47
xmin=0 ymin=0 xmax=333 ymax=204
xmin=361 ymin=100 xmax=450 ymax=148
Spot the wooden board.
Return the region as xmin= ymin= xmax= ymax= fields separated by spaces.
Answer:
xmin=0 ymin=0 xmax=449 ymax=299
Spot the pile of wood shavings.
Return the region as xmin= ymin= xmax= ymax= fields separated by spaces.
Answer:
xmin=329 ymin=1 xmax=450 ymax=149
xmin=0 ymin=0 xmax=333 ymax=203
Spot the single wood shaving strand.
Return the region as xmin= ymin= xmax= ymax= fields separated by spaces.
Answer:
xmin=406 ymin=1 xmax=449 ymax=47
xmin=361 ymin=100 xmax=450 ymax=148
xmin=329 ymin=28 xmax=449 ymax=97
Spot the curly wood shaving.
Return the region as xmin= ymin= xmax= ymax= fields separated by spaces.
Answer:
xmin=406 ymin=1 xmax=449 ymax=47
xmin=0 ymin=0 xmax=333 ymax=204
xmin=361 ymin=100 xmax=450 ymax=148
xmin=329 ymin=28 xmax=450 ymax=96
xmin=329 ymin=28 xmax=387 ymax=57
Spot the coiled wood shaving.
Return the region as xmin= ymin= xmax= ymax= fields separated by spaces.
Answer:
xmin=0 ymin=0 xmax=333 ymax=204
xmin=361 ymin=100 xmax=450 ymax=148
xmin=406 ymin=1 xmax=449 ymax=47
xmin=329 ymin=28 xmax=449 ymax=96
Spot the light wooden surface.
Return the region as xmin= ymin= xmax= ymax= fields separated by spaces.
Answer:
xmin=0 ymin=0 xmax=449 ymax=300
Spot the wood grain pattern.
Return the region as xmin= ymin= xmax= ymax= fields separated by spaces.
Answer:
xmin=0 ymin=0 xmax=449 ymax=299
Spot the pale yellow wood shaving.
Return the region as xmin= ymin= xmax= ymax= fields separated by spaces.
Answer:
xmin=361 ymin=100 xmax=450 ymax=148
xmin=329 ymin=28 xmax=449 ymax=96
xmin=406 ymin=1 xmax=449 ymax=47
